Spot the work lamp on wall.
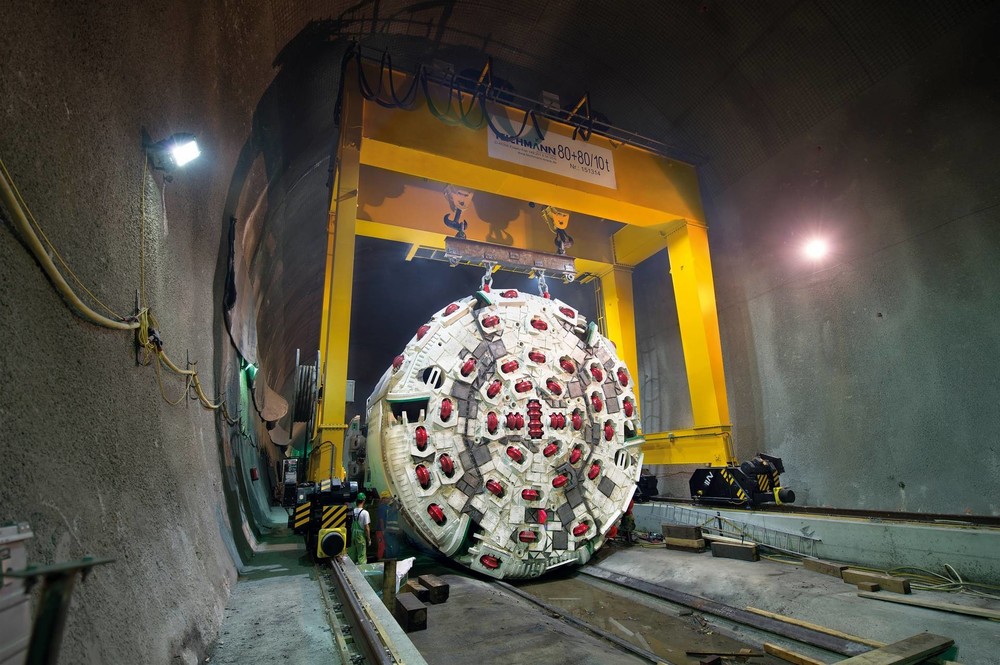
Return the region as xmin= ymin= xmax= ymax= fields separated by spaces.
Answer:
xmin=144 ymin=132 xmax=201 ymax=173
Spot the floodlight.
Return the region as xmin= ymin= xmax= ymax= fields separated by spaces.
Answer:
xmin=803 ymin=238 xmax=828 ymax=261
xmin=170 ymin=138 xmax=200 ymax=166
xmin=145 ymin=132 xmax=201 ymax=172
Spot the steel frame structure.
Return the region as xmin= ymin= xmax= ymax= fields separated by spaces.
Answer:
xmin=309 ymin=62 xmax=736 ymax=482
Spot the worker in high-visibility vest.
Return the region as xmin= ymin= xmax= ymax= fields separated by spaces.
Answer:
xmin=348 ymin=492 xmax=371 ymax=564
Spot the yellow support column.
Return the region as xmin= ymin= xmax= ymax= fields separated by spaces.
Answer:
xmin=666 ymin=223 xmax=729 ymax=426
xmin=645 ymin=222 xmax=736 ymax=465
xmin=599 ymin=267 xmax=640 ymax=409
xmin=311 ymin=88 xmax=363 ymax=483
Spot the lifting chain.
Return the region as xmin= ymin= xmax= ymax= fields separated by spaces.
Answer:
xmin=537 ymin=271 xmax=550 ymax=299
xmin=480 ymin=262 xmax=495 ymax=292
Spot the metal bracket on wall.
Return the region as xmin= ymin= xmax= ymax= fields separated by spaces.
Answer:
xmin=133 ymin=289 xmax=142 ymax=366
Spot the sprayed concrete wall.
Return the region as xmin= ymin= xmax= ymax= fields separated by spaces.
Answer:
xmin=636 ymin=16 xmax=1000 ymax=515
xmin=0 ymin=2 xmax=276 ymax=662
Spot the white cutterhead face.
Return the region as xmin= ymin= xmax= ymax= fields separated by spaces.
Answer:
xmin=367 ymin=288 xmax=644 ymax=579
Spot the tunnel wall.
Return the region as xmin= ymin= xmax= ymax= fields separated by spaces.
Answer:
xmin=0 ymin=2 xmax=276 ymax=663
xmin=636 ymin=16 xmax=1000 ymax=514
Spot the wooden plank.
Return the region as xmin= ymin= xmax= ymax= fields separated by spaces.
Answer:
xmin=857 ymin=582 xmax=881 ymax=592
xmin=663 ymin=523 xmax=702 ymax=540
xmin=710 ymin=541 xmax=759 ymax=562
xmin=804 ymin=558 xmax=848 ymax=578
xmin=703 ymin=533 xmax=755 ymax=545
xmin=857 ymin=591 xmax=1000 ymax=620
xmin=417 ymin=573 xmax=450 ymax=604
xmin=392 ymin=592 xmax=427 ymax=632
xmin=763 ymin=642 xmax=826 ymax=665
xmin=382 ymin=558 xmax=397 ymax=606
xmin=835 ymin=633 xmax=953 ymax=664
xmin=401 ymin=579 xmax=430 ymax=602
xmin=842 ymin=570 xmax=911 ymax=594
xmin=745 ymin=607 xmax=885 ymax=648
xmin=663 ymin=536 xmax=705 ymax=550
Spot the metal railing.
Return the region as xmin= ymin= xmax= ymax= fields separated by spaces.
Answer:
xmin=659 ymin=503 xmax=821 ymax=558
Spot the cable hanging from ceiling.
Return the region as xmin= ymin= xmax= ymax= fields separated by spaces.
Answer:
xmin=335 ymin=43 xmax=600 ymax=144
xmin=328 ymin=40 xmax=703 ymax=162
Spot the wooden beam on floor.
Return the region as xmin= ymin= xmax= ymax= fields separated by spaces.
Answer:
xmin=833 ymin=633 xmax=953 ymax=664
xmin=857 ymin=591 xmax=1000 ymax=620
xmin=763 ymin=642 xmax=826 ymax=665
xmin=803 ymin=558 xmax=848 ymax=579
xmin=842 ymin=570 xmax=911 ymax=594
xmin=745 ymin=607 xmax=885 ymax=648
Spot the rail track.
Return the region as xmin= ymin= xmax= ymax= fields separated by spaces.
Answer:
xmin=319 ymin=558 xmax=407 ymax=665
xmin=316 ymin=553 xmax=860 ymax=664
xmin=499 ymin=561 xmax=870 ymax=664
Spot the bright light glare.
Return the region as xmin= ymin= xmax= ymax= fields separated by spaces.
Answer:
xmin=170 ymin=139 xmax=201 ymax=167
xmin=803 ymin=238 xmax=829 ymax=260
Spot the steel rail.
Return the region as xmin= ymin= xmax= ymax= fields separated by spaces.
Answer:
xmin=328 ymin=558 xmax=396 ymax=665
xmin=495 ymin=580 xmax=673 ymax=664
xmin=581 ymin=566 xmax=868 ymax=657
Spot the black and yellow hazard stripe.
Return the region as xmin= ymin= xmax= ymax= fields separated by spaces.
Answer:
xmin=294 ymin=501 xmax=313 ymax=529
xmin=771 ymin=469 xmax=779 ymax=487
xmin=720 ymin=469 xmax=748 ymax=501
xmin=322 ymin=505 xmax=348 ymax=530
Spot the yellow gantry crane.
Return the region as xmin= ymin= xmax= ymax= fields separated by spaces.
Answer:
xmin=289 ymin=52 xmax=789 ymax=558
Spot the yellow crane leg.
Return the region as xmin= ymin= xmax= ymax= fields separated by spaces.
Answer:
xmin=641 ymin=222 xmax=736 ymax=466
xmin=599 ymin=266 xmax=640 ymax=409
xmin=311 ymin=86 xmax=363 ymax=483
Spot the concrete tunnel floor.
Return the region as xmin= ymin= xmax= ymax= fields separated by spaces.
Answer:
xmin=210 ymin=529 xmax=999 ymax=664
xmin=591 ymin=546 xmax=999 ymax=664
xmin=209 ymin=506 xmax=338 ymax=665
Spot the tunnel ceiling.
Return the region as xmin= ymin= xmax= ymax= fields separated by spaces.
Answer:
xmin=238 ymin=0 xmax=994 ymax=431
xmin=269 ymin=0 xmax=993 ymax=187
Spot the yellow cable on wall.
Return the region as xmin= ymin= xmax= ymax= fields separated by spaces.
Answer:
xmin=0 ymin=157 xmax=138 ymax=330
xmin=0 ymin=154 xmax=235 ymax=423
